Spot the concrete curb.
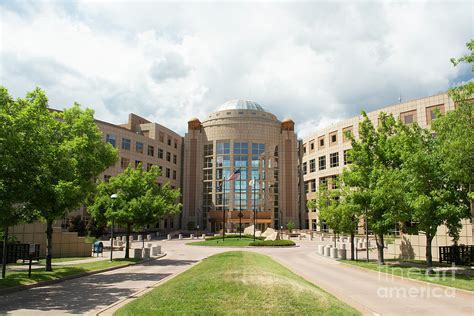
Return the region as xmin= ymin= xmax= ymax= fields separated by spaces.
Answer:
xmin=0 ymin=253 xmax=167 ymax=297
xmin=338 ymin=260 xmax=474 ymax=297
xmin=95 ymin=254 xmax=204 ymax=315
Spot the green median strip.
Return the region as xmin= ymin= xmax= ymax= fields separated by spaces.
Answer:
xmin=115 ymin=251 xmax=360 ymax=315
xmin=340 ymin=260 xmax=474 ymax=291
xmin=187 ymin=236 xmax=295 ymax=247
xmin=0 ymin=258 xmax=140 ymax=289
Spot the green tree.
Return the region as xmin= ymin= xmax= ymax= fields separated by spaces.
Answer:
xmin=436 ymin=39 xmax=474 ymax=195
xmin=343 ymin=112 xmax=405 ymax=265
xmin=29 ymin=102 xmax=118 ymax=271
xmin=308 ymin=176 xmax=362 ymax=260
xmin=396 ymin=123 xmax=470 ymax=269
xmin=88 ymin=165 xmax=181 ymax=258
xmin=286 ymin=220 xmax=296 ymax=233
xmin=0 ymin=87 xmax=52 ymax=278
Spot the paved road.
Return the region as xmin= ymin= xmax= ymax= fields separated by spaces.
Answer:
xmin=0 ymin=242 xmax=223 ymax=315
xmin=0 ymin=239 xmax=472 ymax=315
xmin=251 ymin=241 xmax=474 ymax=316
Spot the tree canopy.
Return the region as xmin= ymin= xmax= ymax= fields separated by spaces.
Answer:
xmin=88 ymin=164 xmax=181 ymax=258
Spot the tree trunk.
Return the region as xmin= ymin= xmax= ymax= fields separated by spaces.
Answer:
xmin=376 ymin=233 xmax=385 ymax=265
xmin=1 ymin=225 xmax=8 ymax=279
xmin=125 ymin=223 xmax=131 ymax=259
xmin=45 ymin=219 xmax=53 ymax=271
xmin=350 ymin=231 xmax=355 ymax=260
xmin=426 ymin=234 xmax=434 ymax=272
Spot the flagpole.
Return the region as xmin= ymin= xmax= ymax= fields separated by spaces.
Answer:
xmin=239 ymin=174 xmax=242 ymax=239
xmin=222 ymin=177 xmax=226 ymax=242
xmin=253 ymin=177 xmax=256 ymax=241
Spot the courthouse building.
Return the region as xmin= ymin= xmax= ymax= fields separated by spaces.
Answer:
xmin=182 ymin=100 xmax=300 ymax=232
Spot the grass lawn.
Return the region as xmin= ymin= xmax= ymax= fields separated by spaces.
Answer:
xmin=188 ymin=237 xmax=259 ymax=247
xmin=0 ymin=258 xmax=140 ymax=288
xmin=341 ymin=260 xmax=473 ymax=291
xmin=115 ymin=251 xmax=360 ymax=315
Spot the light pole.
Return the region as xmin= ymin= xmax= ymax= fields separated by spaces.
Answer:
xmin=250 ymin=177 xmax=256 ymax=241
xmin=222 ymin=178 xmax=226 ymax=242
xmin=110 ymin=193 xmax=117 ymax=262
xmin=365 ymin=208 xmax=369 ymax=262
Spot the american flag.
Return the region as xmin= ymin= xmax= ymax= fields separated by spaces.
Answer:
xmin=228 ymin=168 xmax=241 ymax=181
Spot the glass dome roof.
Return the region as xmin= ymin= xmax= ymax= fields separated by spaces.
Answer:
xmin=217 ymin=99 xmax=266 ymax=112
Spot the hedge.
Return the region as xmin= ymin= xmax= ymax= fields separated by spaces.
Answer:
xmin=205 ymin=234 xmax=265 ymax=241
xmin=249 ymin=240 xmax=296 ymax=247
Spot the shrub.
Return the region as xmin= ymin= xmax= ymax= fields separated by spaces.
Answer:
xmin=286 ymin=221 xmax=296 ymax=233
xmin=206 ymin=234 xmax=265 ymax=241
xmin=249 ymin=240 xmax=295 ymax=247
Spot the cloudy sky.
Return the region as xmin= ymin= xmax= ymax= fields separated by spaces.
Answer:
xmin=1 ymin=1 xmax=472 ymax=138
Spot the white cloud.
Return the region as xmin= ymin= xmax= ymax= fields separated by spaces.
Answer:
xmin=0 ymin=1 xmax=472 ymax=137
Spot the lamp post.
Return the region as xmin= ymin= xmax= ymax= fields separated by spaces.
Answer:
xmin=222 ymin=178 xmax=226 ymax=242
xmin=110 ymin=193 xmax=117 ymax=262
xmin=365 ymin=207 xmax=369 ymax=262
xmin=250 ymin=177 xmax=257 ymax=241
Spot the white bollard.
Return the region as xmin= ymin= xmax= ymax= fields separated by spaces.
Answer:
xmin=320 ymin=236 xmax=324 ymax=242
xmin=147 ymin=234 xmax=152 ymax=241
xmin=202 ymin=234 xmax=206 ymax=239
xmin=309 ymin=234 xmax=313 ymax=241
xmin=143 ymin=248 xmax=151 ymax=259
xmin=330 ymin=247 xmax=338 ymax=259
xmin=318 ymin=245 xmax=325 ymax=255
xmin=338 ymin=248 xmax=346 ymax=260
xmin=298 ymin=235 xmax=302 ymax=240
xmin=133 ymin=248 xmax=143 ymax=259
xmin=122 ymin=236 xmax=127 ymax=243
xmin=178 ymin=234 xmax=183 ymax=240
xmin=151 ymin=246 xmax=161 ymax=256
xmin=324 ymin=245 xmax=331 ymax=257
xmin=138 ymin=235 xmax=143 ymax=241
xmin=190 ymin=234 xmax=194 ymax=239
xmin=167 ymin=234 xmax=171 ymax=240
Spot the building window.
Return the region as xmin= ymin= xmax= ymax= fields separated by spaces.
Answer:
xmin=216 ymin=142 xmax=230 ymax=155
xmin=147 ymin=145 xmax=154 ymax=156
xmin=426 ymin=104 xmax=445 ymax=125
xmin=146 ymin=163 xmax=153 ymax=171
xmin=103 ymin=175 xmax=111 ymax=182
xmin=304 ymin=181 xmax=309 ymax=193
xmin=136 ymin=142 xmax=144 ymax=153
xmin=174 ymin=139 xmax=178 ymax=149
xmin=122 ymin=138 xmax=131 ymax=150
xmin=167 ymin=137 xmax=172 ymax=146
xmin=330 ymin=175 xmax=338 ymax=189
xmin=342 ymin=126 xmax=353 ymax=143
xmin=173 ymin=154 xmax=177 ymax=164
xmin=329 ymin=152 xmax=339 ymax=168
xmin=159 ymin=132 xmax=164 ymax=143
xmin=166 ymin=168 xmax=171 ymax=178
xmin=318 ymin=155 xmax=326 ymax=170
xmin=318 ymin=136 xmax=325 ymax=149
xmin=310 ymin=142 xmax=315 ymax=150
xmin=135 ymin=160 xmax=142 ymax=169
xmin=309 ymin=159 xmax=316 ymax=173
xmin=106 ymin=134 xmax=116 ymax=147
xmin=204 ymin=144 xmax=213 ymax=156
xmin=311 ymin=219 xmax=317 ymax=231
xmin=303 ymin=145 xmax=306 ymax=155
xmin=329 ymin=131 xmax=337 ymax=146
xmin=344 ymin=150 xmax=352 ymax=165
xmin=120 ymin=157 xmax=130 ymax=169
xmin=303 ymin=162 xmax=307 ymax=175
xmin=233 ymin=142 xmax=248 ymax=155
xmin=400 ymin=110 xmax=417 ymax=125
xmin=310 ymin=179 xmax=316 ymax=192
xmin=166 ymin=152 xmax=171 ymax=162
xmin=173 ymin=170 xmax=177 ymax=180
xmin=158 ymin=148 xmax=163 ymax=159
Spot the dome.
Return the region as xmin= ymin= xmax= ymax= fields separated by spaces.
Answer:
xmin=217 ymin=99 xmax=265 ymax=112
